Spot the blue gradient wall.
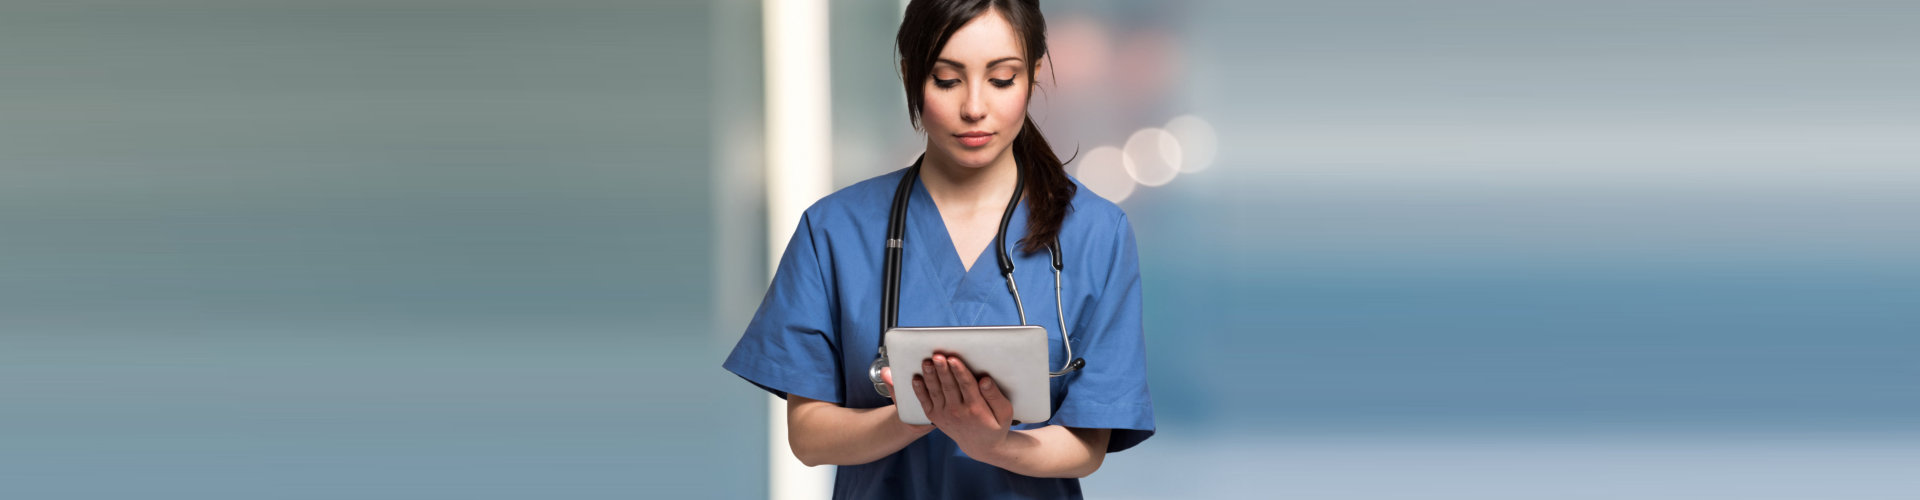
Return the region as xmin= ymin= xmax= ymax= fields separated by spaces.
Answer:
xmin=1085 ymin=1 xmax=1920 ymax=497
xmin=1150 ymin=0 xmax=1918 ymax=431
xmin=1 ymin=1 xmax=758 ymax=498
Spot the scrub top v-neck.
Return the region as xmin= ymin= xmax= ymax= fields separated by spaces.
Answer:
xmin=723 ymin=166 xmax=1154 ymax=500
xmin=904 ymin=174 xmax=1028 ymax=328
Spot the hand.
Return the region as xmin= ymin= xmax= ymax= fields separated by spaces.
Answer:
xmin=881 ymin=366 xmax=936 ymax=432
xmin=912 ymin=353 xmax=1014 ymax=460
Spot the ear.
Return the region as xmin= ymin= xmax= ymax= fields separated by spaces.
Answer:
xmin=1032 ymin=54 xmax=1047 ymax=85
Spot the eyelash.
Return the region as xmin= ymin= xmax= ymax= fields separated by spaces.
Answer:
xmin=933 ymin=77 xmax=1018 ymax=89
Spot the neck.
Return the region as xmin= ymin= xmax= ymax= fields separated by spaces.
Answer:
xmin=919 ymin=148 xmax=1019 ymax=210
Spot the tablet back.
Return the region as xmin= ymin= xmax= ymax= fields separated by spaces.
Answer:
xmin=886 ymin=325 xmax=1051 ymax=425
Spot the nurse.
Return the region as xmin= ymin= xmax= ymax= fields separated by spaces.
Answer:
xmin=722 ymin=0 xmax=1153 ymax=498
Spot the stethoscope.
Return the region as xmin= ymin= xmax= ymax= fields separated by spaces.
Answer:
xmin=868 ymin=155 xmax=1086 ymax=398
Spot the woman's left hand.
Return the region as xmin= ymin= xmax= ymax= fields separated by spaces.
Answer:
xmin=913 ymin=353 xmax=1014 ymax=459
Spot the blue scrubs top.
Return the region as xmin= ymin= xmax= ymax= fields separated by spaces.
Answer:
xmin=723 ymin=167 xmax=1155 ymax=499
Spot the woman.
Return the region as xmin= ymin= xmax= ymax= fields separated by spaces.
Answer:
xmin=722 ymin=0 xmax=1153 ymax=497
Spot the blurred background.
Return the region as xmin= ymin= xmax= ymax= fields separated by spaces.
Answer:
xmin=2 ymin=0 xmax=1915 ymax=499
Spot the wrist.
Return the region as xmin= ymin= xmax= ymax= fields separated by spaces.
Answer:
xmin=887 ymin=406 xmax=935 ymax=436
xmin=965 ymin=431 xmax=1017 ymax=468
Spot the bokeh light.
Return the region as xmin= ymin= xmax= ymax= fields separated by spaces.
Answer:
xmin=1122 ymin=127 xmax=1181 ymax=187
xmin=1075 ymin=145 xmax=1135 ymax=202
xmin=1164 ymin=114 xmax=1218 ymax=173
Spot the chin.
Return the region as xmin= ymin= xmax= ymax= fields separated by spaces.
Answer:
xmin=942 ymin=145 xmax=1008 ymax=169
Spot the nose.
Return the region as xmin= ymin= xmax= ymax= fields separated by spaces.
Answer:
xmin=960 ymin=83 xmax=986 ymax=123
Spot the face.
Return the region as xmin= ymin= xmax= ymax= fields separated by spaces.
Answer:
xmin=918 ymin=9 xmax=1032 ymax=170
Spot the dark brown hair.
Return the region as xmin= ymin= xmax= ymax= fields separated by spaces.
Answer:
xmin=897 ymin=0 xmax=1075 ymax=254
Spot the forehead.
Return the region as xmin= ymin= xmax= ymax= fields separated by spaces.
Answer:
xmin=937 ymin=9 xmax=1024 ymax=65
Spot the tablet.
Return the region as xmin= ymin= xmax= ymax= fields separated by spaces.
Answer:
xmin=886 ymin=325 xmax=1051 ymax=426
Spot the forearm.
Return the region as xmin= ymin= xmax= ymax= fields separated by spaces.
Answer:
xmin=973 ymin=426 xmax=1110 ymax=479
xmin=786 ymin=395 xmax=933 ymax=466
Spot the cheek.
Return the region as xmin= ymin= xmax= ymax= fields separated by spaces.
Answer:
xmin=920 ymin=91 xmax=960 ymax=130
xmin=995 ymin=92 xmax=1030 ymax=120
xmin=990 ymin=84 xmax=1033 ymax=125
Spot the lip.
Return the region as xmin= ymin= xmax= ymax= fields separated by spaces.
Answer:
xmin=954 ymin=131 xmax=994 ymax=148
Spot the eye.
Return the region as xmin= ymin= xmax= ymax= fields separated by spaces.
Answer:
xmin=989 ymin=78 xmax=1015 ymax=88
xmin=934 ymin=78 xmax=961 ymax=89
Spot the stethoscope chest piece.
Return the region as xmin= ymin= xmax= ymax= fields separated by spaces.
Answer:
xmin=869 ymin=347 xmax=893 ymax=398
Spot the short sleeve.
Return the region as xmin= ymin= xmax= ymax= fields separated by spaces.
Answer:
xmin=1049 ymin=213 xmax=1155 ymax=453
xmin=721 ymin=212 xmax=845 ymax=404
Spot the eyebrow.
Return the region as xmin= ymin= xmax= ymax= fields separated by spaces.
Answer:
xmin=934 ymin=57 xmax=1023 ymax=70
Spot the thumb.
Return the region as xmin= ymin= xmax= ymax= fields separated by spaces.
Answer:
xmin=979 ymin=376 xmax=1013 ymax=420
xmin=881 ymin=366 xmax=894 ymax=387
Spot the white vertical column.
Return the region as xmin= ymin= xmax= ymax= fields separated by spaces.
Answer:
xmin=763 ymin=1 xmax=833 ymax=500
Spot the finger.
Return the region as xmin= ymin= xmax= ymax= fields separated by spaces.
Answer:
xmin=948 ymin=355 xmax=984 ymax=408
xmin=881 ymin=366 xmax=894 ymax=388
xmin=920 ymin=360 xmax=942 ymax=414
xmin=911 ymin=375 xmax=932 ymax=415
xmin=932 ymin=354 xmax=962 ymax=411
xmin=979 ymin=376 xmax=1014 ymax=422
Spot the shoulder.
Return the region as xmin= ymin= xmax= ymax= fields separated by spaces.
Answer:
xmin=1062 ymin=175 xmax=1133 ymax=240
xmin=796 ymin=167 xmax=911 ymax=232
xmin=1058 ymin=176 xmax=1141 ymax=291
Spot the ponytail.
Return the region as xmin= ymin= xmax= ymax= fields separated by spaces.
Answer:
xmin=1013 ymin=114 xmax=1075 ymax=254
